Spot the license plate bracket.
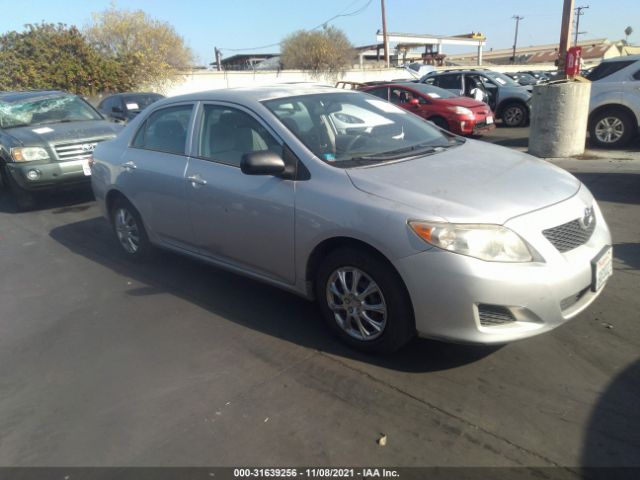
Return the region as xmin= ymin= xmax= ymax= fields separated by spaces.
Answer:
xmin=591 ymin=245 xmax=613 ymax=292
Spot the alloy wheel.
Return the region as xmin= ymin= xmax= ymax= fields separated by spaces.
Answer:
xmin=325 ymin=267 xmax=387 ymax=341
xmin=503 ymin=106 xmax=524 ymax=126
xmin=114 ymin=207 xmax=140 ymax=254
xmin=594 ymin=116 xmax=624 ymax=144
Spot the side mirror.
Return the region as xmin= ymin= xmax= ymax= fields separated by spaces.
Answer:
xmin=241 ymin=151 xmax=286 ymax=176
xmin=408 ymin=98 xmax=420 ymax=106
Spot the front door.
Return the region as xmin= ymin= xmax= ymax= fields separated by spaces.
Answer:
xmin=184 ymin=103 xmax=296 ymax=284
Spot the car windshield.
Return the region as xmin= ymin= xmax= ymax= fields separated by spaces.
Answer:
xmin=263 ymin=92 xmax=461 ymax=167
xmin=0 ymin=94 xmax=102 ymax=129
xmin=484 ymin=71 xmax=521 ymax=87
xmin=402 ymin=83 xmax=457 ymax=99
xmin=123 ymin=94 xmax=163 ymax=112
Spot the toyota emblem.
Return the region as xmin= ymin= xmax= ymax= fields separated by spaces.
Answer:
xmin=81 ymin=143 xmax=97 ymax=152
xmin=580 ymin=207 xmax=594 ymax=230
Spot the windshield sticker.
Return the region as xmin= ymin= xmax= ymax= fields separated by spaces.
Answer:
xmin=365 ymin=99 xmax=406 ymax=114
xmin=32 ymin=127 xmax=54 ymax=134
xmin=126 ymin=103 xmax=140 ymax=110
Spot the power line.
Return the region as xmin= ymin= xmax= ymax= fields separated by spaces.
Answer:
xmin=219 ymin=0 xmax=373 ymax=52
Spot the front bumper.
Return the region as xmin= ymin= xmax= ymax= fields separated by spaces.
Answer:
xmin=393 ymin=187 xmax=611 ymax=344
xmin=5 ymin=160 xmax=91 ymax=191
xmin=455 ymin=118 xmax=496 ymax=136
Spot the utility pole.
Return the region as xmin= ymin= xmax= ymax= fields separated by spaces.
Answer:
xmin=574 ymin=5 xmax=589 ymax=46
xmin=558 ymin=0 xmax=575 ymax=73
xmin=381 ymin=0 xmax=389 ymax=68
xmin=214 ymin=47 xmax=223 ymax=71
xmin=511 ymin=15 xmax=524 ymax=65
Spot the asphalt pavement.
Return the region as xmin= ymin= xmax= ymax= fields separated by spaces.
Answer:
xmin=0 ymin=143 xmax=639 ymax=471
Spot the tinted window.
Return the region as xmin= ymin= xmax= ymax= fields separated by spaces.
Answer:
xmin=365 ymin=87 xmax=389 ymax=100
xmin=198 ymin=105 xmax=281 ymax=167
xmin=633 ymin=70 xmax=640 ymax=80
xmin=587 ymin=60 xmax=636 ymax=81
xmin=122 ymin=94 xmax=163 ymax=112
xmin=435 ymin=74 xmax=462 ymax=90
xmin=134 ymin=104 xmax=193 ymax=155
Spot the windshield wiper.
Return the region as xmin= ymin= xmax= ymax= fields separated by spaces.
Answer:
xmin=351 ymin=143 xmax=444 ymax=162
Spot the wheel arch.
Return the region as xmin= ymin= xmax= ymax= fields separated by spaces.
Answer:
xmin=588 ymin=104 xmax=638 ymax=130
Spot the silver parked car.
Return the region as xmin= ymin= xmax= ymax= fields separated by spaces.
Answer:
xmin=90 ymin=86 xmax=612 ymax=353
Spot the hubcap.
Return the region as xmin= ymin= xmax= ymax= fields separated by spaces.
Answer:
xmin=595 ymin=117 xmax=624 ymax=143
xmin=504 ymin=106 xmax=523 ymax=126
xmin=114 ymin=207 xmax=140 ymax=254
xmin=326 ymin=267 xmax=387 ymax=341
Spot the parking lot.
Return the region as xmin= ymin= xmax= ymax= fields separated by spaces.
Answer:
xmin=0 ymin=134 xmax=639 ymax=470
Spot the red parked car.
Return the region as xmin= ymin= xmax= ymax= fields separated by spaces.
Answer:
xmin=361 ymin=82 xmax=495 ymax=136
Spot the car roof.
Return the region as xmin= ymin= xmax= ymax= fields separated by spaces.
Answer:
xmin=104 ymin=92 xmax=164 ymax=99
xmin=601 ymin=54 xmax=640 ymax=63
xmin=155 ymin=84 xmax=344 ymax=106
xmin=0 ymin=90 xmax=69 ymax=103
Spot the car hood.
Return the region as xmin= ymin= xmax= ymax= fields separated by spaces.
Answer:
xmin=6 ymin=120 xmax=122 ymax=146
xmin=345 ymin=139 xmax=580 ymax=224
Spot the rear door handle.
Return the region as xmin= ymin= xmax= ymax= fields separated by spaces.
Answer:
xmin=187 ymin=174 xmax=207 ymax=186
xmin=122 ymin=161 xmax=137 ymax=171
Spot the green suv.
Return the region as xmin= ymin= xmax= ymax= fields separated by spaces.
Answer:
xmin=0 ymin=90 xmax=121 ymax=210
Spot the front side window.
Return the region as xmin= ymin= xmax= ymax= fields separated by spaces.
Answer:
xmin=198 ymin=105 xmax=281 ymax=167
xmin=390 ymin=88 xmax=417 ymax=105
xmin=435 ymin=74 xmax=462 ymax=90
xmin=264 ymin=92 xmax=459 ymax=168
xmin=0 ymin=94 xmax=102 ymax=129
xmin=133 ymin=104 xmax=193 ymax=155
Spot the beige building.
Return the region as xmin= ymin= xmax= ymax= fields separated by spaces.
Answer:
xmin=446 ymin=38 xmax=635 ymax=66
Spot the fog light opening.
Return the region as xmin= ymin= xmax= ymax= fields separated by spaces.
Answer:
xmin=26 ymin=169 xmax=41 ymax=181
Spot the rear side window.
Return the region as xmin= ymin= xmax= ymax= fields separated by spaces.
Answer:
xmin=435 ymin=74 xmax=462 ymax=90
xmin=587 ymin=60 xmax=636 ymax=81
xmin=132 ymin=104 xmax=193 ymax=155
xmin=365 ymin=87 xmax=389 ymax=100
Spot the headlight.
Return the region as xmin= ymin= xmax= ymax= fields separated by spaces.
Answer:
xmin=409 ymin=221 xmax=534 ymax=262
xmin=11 ymin=147 xmax=50 ymax=162
xmin=446 ymin=106 xmax=473 ymax=117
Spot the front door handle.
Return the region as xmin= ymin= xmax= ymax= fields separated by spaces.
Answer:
xmin=122 ymin=161 xmax=137 ymax=171
xmin=187 ymin=174 xmax=207 ymax=186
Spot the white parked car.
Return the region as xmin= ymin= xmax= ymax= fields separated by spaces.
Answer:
xmin=588 ymin=55 xmax=640 ymax=148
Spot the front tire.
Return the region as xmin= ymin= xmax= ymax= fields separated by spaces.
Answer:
xmin=501 ymin=102 xmax=528 ymax=127
xmin=315 ymin=247 xmax=415 ymax=354
xmin=589 ymin=108 xmax=635 ymax=148
xmin=110 ymin=197 xmax=153 ymax=260
xmin=1 ymin=167 xmax=36 ymax=211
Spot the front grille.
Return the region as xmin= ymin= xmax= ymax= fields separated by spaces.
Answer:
xmin=54 ymin=141 xmax=102 ymax=162
xmin=560 ymin=287 xmax=589 ymax=311
xmin=478 ymin=304 xmax=516 ymax=327
xmin=543 ymin=217 xmax=596 ymax=253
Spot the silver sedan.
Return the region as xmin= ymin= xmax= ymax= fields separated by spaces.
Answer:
xmin=90 ymin=86 xmax=612 ymax=353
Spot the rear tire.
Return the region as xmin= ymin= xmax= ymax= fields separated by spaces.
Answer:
xmin=315 ymin=247 xmax=415 ymax=354
xmin=501 ymin=102 xmax=528 ymax=127
xmin=110 ymin=197 xmax=153 ymax=261
xmin=589 ymin=108 xmax=635 ymax=148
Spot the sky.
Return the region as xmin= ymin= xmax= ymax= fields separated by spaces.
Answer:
xmin=0 ymin=0 xmax=637 ymax=65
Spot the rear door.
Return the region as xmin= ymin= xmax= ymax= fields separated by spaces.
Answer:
xmin=117 ymin=103 xmax=196 ymax=248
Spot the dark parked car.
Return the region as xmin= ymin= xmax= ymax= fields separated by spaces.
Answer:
xmin=421 ymin=69 xmax=532 ymax=127
xmin=505 ymin=72 xmax=542 ymax=86
xmin=0 ymin=90 xmax=121 ymax=210
xmin=97 ymin=92 xmax=164 ymax=123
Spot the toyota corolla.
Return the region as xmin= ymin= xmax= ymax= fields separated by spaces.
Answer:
xmin=90 ymin=86 xmax=612 ymax=353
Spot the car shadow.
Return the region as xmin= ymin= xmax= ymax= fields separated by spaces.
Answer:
xmin=572 ymin=172 xmax=640 ymax=205
xmin=0 ymin=185 xmax=95 ymax=214
xmin=612 ymin=243 xmax=640 ymax=271
xmin=581 ymin=360 xmax=640 ymax=469
xmin=49 ymin=216 xmax=501 ymax=373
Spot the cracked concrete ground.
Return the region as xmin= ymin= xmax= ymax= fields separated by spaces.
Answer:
xmin=0 ymin=150 xmax=638 ymax=470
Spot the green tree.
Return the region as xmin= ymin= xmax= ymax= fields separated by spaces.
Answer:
xmin=280 ymin=26 xmax=355 ymax=77
xmin=0 ymin=23 xmax=132 ymax=95
xmin=85 ymin=7 xmax=195 ymax=90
